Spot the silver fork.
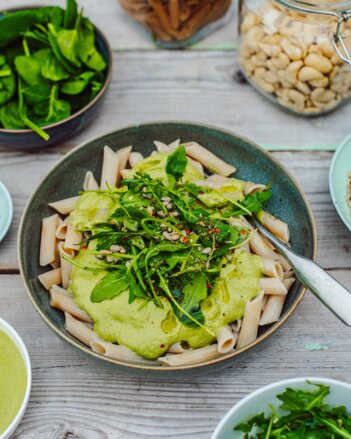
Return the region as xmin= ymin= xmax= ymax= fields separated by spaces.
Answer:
xmin=251 ymin=217 xmax=351 ymax=326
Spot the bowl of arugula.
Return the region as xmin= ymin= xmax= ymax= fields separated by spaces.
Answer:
xmin=0 ymin=0 xmax=112 ymax=150
xmin=212 ymin=377 xmax=351 ymax=438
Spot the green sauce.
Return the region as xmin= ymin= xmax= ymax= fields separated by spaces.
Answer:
xmin=0 ymin=330 xmax=27 ymax=434
xmin=71 ymin=251 xmax=262 ymax=359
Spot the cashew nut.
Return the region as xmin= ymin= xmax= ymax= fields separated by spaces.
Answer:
xmin=305 ymin=53 xmax=333 ymax=74
xmin=298 ymin=66 xmax=324 ymax=82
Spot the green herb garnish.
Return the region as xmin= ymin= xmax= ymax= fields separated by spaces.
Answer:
xmin=0 ymin=0 xmax=106 ymax=139
xmin=235 ymin=381 xmax=351 ymax=438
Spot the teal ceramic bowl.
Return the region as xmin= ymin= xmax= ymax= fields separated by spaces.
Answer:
xmin=18 ymin=122 xmax=317 ymax=376
xmin=0 ymin=182 xmax=13 ymax=242
xmin=0 ymin=6 xmax=112 ymax=150
xmin=212 ymin=377 xmax=351 ymax=439
xmin=329 ymin=133 xmax=351 ymax=232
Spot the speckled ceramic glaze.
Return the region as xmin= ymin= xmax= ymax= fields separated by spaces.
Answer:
xmin=0 ymin=6 xmax=112 ymax=150
xmin=18 ymin=122 xmax=317 ymax=376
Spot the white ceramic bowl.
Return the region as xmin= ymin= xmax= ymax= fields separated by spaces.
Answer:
xmin=212 ymin=377 xmax=351 ymax=439
xmin=0 ymin=319 xmax=31 ymax=439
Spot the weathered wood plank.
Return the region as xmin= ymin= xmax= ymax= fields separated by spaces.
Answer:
xmin=1 ymin=0 xmax=237 ymax=51
xmin=0 ymin=51 xmax=348 ymax=152
xmin=1 ymin=150 xmax=350 ymax=270
xmin=0 ymin=272 xmax=350 ymax=438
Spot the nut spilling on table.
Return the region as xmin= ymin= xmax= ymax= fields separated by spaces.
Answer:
xmin=118 ymin=0 xmax=232 ymax=44
xmin=239 ymin=2 xmax=351 ymax=115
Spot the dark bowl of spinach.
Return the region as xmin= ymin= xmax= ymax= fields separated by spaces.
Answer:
xmin=0 ymin=0 xmax=112 ymax=150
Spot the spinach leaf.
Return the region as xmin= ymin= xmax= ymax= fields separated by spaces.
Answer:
xmin=0 ymin=61 xmax=16 ymax=105
xmin=23 ymin=82 xmax=51 ymax=106
xmin=0 ymin=7 xmax=64 ymax=47
xmin=64 ymin=0 xmax=78 ymax=29
xmin=56 ymin=29 xmax=81 ymax=67
xmin=90 ymin=270 xmax=129 ymax=303
xmin=166 ymin=145 xmax=187 ymax=183
xmin=35 ymin=85 xmax=70 ymax=125
xmin=0 ymin=101 xmax=25 ymax=129
xmin=14 ymin=49 xmax=50 ymax=85
xmin=41 ymin=51 xmax=70 ymax=81
xmin=61 ymin=71 xmax=95 ymax=94
xmin=78 ymin=20 xmax=106 ymax=72
xmin=174 ymin=272 xmax=207 ymax=327
xmin=47 ymin=24 xmax=77 ymax=75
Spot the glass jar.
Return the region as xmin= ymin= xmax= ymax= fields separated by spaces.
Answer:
xmin=118 ymin=0 xmax=233 ymax=48
xmin=238 ymin=0 xmax=351 ymax=115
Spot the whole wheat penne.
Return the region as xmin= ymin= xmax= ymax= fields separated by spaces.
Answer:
xmin=167 ymin=342 xmax=192 ymax=354
xmin=243 ymin=181 xmax=267 ymax=195
xmin=38 ymin=268 xmax=62 ymax=290
xmin=100 ymin=145 xmax=120 ymax=189
xmin=49 ymin=196 xmax=80 ymax=215
xmin=64 ymin=223 xmax=82 ymax=251
xmin=116 ymin=146 xmax=132 ymax=185
xmin=262 ymin=259 xmax=284 ymax=279
xmin=217 ymin=325 xmax=237 ymax=353
xmin=55 ymin=220 xmax=68 ymax=240
xmin=83 ymin=171 xmax=99 ymax=191
xmin=184 ymin=142 xmax=236 ymax=176
xmin=283 ymin=277 xmax=295 ymax=290
xmin=154 ymin=140 xmax=171 ymax=153
xmin=259 ymin=278 xmax=287 ymax=295
xmin=120 ymin=169 xmax=130 ymax=180
xmin=50 ymin=288 xmax=92 ymax=323
xmin=91 ymin=340 xmax=157 ymax=365
xmin=237 ymin=291 xmax=264 ymax=348
xmin=51 ymin=284 xmax=72 ymax=297
xmin=64 ymin=312 xmax=100 ymax=346
xmin=260 ymin=295 xmax=286 ymax=326
xmin=40 ymin=214 xmax=59 ymax=266
xmin=58 ymin=242 xmax=75 ymax=289
xmin=257 ymin=211 xmax=290 ymax=243
xmin=158 ymin=344 xmax=222 ymax=367
xmin=129 ymin=152 xmax=144 ymax=167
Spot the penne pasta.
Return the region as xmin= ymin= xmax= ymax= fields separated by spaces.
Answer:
xmin=55 ymin=220 xmax=68 ymax=240
xmin=168 ymin=138 xmax=181 ymax=150
xmin=38 ymin=268 xmax=62 ymax=290
xmin=257 ymin=211 xmax=290 ymax=243
xmin=243 ymin=181 xmax=266 ymax=195
xmin=276 ymin=254 xmax=292 ymax=271
xmin=100 ymin=145 xmax=120 ymax=189
xmin=50 ymin=241 xmax=61 ymax=269
xmin=283 ymin=277 xmax=295 ymax=290
xmin=49 ymin=196 xmax=80 ymax=215
xmin=167 ymin=341 xmax=192 ymax=354
xmin=158 ymin=344 xmax=222 ymax=366
xmin=40 ymin=214 xmax=59 ymax=266
xmin=283 ymin=269 xmax=294 ymax=279
xmin=64 ymin=223 xmax=82 ymax=251
xmin=154 ymin=140 xmax=171 ymax=153
xmin=217 ymin=325 xmax=237 ymax=354
xmin=64 ymin=312 xmax=100 ymax=346
xmin=116 ymin=146 xmax=132 ymax=185
xmin=120 ymin=169 xmax=130 ymax=180
xmin=262 ymin=259 xmax=284 ymax=279
xmin=260 ymin=295 xmax=286 ymax=326
xmin=58 ymin=242 xmax=75 ymax=289
xmin=129 ymin=152 xmax=144 ymax=167
xmin=51 ymin=284 xmax=72 ymax=297
xmin=187 ymin=156 xmax=204 ymax=176
xmin=259 ymin=277 xmax=288 ymax=295
xmin=237 ymin=291 xmax=264 ymax=349
xmin=50 ymin=288 xmax=93 ymax=323
xmin=184 ymin=141 xmax=236 ymax=176
xmin=230 ymin=319 xmax=242 ymax=333
xmin=249 ymin=232 xmax=278 ymax=260
xmin=91 ymin=340 xmax=157 ymax=365
xmin=83 ymin=171 xmax=99 ymax=191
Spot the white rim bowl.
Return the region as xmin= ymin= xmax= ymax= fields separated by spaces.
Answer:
xmin=0 ymin=319 xmax=31 ymax=439
xmin=212 ymin=377 xmax=351 ymax=439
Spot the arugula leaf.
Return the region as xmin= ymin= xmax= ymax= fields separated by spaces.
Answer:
xmin=90 ymin=270 xmax=129 ymax=303
xmin=166 ymin=145 xmax=187 ymax=183
xmin=174 ymin=272 xmax=208 ymax=327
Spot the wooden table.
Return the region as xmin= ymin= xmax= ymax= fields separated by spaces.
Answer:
xmin=1 ymin=1 xmax=351 ymax=437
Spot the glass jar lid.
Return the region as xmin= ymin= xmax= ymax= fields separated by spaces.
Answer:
xmin=274 ymin=0 xmax=351 ymax=68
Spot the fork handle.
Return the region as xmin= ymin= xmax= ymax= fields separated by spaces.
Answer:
xmin=255 ymin=221 xmax=351 ymax=326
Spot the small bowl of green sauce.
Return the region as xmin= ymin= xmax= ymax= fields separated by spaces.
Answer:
xmin=0 ymin=318 xmax=31 ymax=439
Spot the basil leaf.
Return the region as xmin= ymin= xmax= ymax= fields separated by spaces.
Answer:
xmin=90 ymin=270 xmax=129 ymax=303
xmin=166 ymin=145 xmax=187 ymax=182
